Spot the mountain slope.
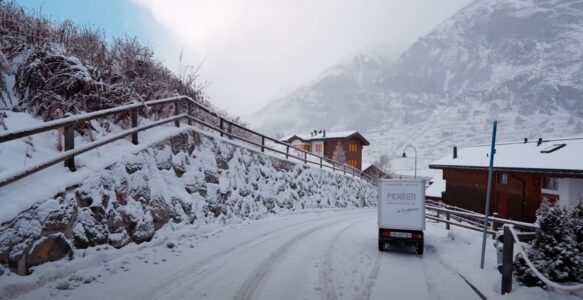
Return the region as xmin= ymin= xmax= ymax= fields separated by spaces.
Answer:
xmin=251 ymin=0 xmax=583 ymax=173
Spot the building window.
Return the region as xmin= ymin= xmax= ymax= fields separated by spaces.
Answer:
xmin=347 ymin=160 xmax=358 ymax=168
xmin=316 ymin=144 xmax=322 ymax=153
xmin=348 ymin=144 xmax=358 ymax=152
xmin=498 ymin=173 xmax=508 ymax=184
xmin=543 ymin=177 xmax=559 ymax=190
xmin=294 ymin=144 xmax=311 ymax=152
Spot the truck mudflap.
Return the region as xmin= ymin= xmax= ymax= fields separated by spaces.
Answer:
xmin=378 ymin=228 xmax=424 ymax=255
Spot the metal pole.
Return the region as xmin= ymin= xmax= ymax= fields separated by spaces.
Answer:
xmin=403 ymin=144 xmax=417 ymax=179
xmin=414 ymin=147 xmax=417 ymax=179
xmin=480 ymin=121 xmax=497 ymax=269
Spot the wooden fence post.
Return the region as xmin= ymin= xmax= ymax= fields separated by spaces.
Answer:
xmin=320 ymin=157 xmax=323 ymax=168
xmin=174 ymin=101 xmax=180 ymax=127
xmin=286 ymin=145 xmax=289 ymax=159
xmin=501 ymin=226 xmax=514 ymax=295
xmin=492 ymin=213 xmax=500 ymax=239
xmin=261 ymin=137 xmax=265 ymax=152
xmin=64 ymin=125 xmax=75 ymax=171
xmin=131 ymin=109 xmax=139 ymax=145
xmin=220 ymin=118 xmax=224 ymax=137
xmin=187 ymin=101 xmax=193 ymax=125
xmin=446 ymin=211 xmax=451 ymax=230
xmin=492 ymin=220 xmax=500 ymax=239
xmin=228 ymin=122 xmax=232 ymax=139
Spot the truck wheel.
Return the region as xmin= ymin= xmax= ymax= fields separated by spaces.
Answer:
xmin=416 ymin=241 xmax=424 ymax=255
xmin=378 ymin=242 xmax=384 ymax=252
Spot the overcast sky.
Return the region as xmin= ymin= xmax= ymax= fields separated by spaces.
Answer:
xmin=132 ymin=0 xmax=472 ymax=117
xmin=17 ymin=0 xmax=471 ymax=117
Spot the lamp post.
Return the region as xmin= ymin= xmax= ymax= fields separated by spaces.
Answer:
xmin=402 ymin=144 xmax=417 ymax=179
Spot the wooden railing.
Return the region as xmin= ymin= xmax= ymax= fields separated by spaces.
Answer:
xmin=0 ymin=96 xmax=377 ymax=188
xmin=425 ymin=199 xmax=538 ymax=237
xmin=424 ymin=199 xmax=542 ymax=295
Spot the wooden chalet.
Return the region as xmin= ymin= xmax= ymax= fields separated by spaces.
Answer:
xmin=362 ymin=164 xmax=390 ymax=179
xmin=280 ymin=130 xmax=370 ymax=170
xmin=429 ymin=137 xmax=583 ymax=223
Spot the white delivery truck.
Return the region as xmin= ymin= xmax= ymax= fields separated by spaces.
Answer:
xmin=377 ymin=179 xmax=426 ymax=255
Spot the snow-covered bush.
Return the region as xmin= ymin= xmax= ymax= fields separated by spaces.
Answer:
xmin=14 ymin=49 xmax=103 ymax=120
xmin=514 ymin=200 xmax=583 ymax=287
xmin=0 ymin=1 xmax=243 ymax=127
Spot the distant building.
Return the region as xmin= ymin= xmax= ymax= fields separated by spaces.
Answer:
xmin=425 ymin=174 xmax=445 ymax=201
xmin=362 ymin=164 xmax=390 ymax=179
xmin=429 ymin=137 xmax=583 ymax=222
xmin=280 ymin=130 xmax=370 ymax=170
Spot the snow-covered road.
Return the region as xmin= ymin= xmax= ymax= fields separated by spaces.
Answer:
xmin=4 ymin=208 xmax=572 ymax=300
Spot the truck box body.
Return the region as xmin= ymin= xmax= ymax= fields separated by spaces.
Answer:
xmin=377 ymin=179 xmax=425 ymax=254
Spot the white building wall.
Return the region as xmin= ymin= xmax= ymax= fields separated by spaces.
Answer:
xmin=568 ymin=178 xmax=583 ymax=208
xmin=557 ymin=178 xmax=583 ymax=209
xmin=312 ymin=141 xmax=324 ymax=156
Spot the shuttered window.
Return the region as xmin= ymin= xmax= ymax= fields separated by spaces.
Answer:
xmin=348 ymin=144 xmax=358 ymax=152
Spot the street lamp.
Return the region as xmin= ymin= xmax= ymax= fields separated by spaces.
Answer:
xmin=402 ymin=144 xmax=417 ymax=179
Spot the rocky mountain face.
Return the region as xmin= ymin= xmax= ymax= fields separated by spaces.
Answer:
xmin=252 ymin=0 xmax=583 ymax=171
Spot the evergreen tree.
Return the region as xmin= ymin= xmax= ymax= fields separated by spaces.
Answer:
xmin=514 ymin=200 xmax=583 ymax=287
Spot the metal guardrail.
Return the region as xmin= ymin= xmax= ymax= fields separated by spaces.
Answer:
xmin=0 ymin=96 xmax=377 ymax=188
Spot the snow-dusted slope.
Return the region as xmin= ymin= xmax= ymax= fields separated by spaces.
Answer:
xmin=251 ymin=0 xmax=583 ymax=174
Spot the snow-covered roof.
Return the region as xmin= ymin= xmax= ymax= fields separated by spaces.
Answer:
xmin=361 ymin=163 xmax=373 ymax=172
xmin=280 ymin=130 xmax=370 ymax=145
xmin=430 ymin=137 xmax=583 ymax=175
xmin=426 ymin=173 xmax=445 ymax=198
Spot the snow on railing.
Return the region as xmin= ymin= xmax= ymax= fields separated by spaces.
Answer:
xmin=425 ymin=203 xmax=538 ymax=236
xmin=0 ymin=95 xmax=377 ymax=188
xmin=504 ymin=225 xmax=583 ymax=293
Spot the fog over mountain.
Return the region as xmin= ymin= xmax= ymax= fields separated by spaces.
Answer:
xmin=251 ymin=0 xmax=583 ymax=174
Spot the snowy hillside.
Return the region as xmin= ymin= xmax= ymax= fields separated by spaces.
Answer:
xmin=251 ymin=0 xmax=583 ymax=175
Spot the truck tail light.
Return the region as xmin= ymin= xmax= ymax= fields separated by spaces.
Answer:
xmin=381 ymin=231 xmax=391 ymax=237
xmin=412 ymin=233 xmax=422 ymax=240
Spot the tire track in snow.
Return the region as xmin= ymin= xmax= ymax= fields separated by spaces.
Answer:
xmin=233 ymin=217 xmax=368 ymax=300
xmin=423 ymin=244 xmax=483 ymax=300
xmin=319 ymin=219 xmax=368 ymax=300
xmin=420 ymin=248 xmax=442 ymax=300
xmin=356 ymin=250 xmax=381 ymax=300
xmin=150 ymin=213 xmax=362 ymax=299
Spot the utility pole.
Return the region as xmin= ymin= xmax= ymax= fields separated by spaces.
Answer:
xmin=480 ymin=121 xmax=497 ymax=269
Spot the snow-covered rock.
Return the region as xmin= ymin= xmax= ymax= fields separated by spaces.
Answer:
xmin=0 ymin=129 xmax=376 ymax=275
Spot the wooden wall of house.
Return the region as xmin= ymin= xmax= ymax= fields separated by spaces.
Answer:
xmin=324 ymin=138 xmax=363 ymax=170
xmin=442 ymin=169 xmax=542 ymax=223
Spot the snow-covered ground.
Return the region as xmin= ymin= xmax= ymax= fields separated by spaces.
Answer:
xmin=1 ymin=208 xmax=577 ymax=300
